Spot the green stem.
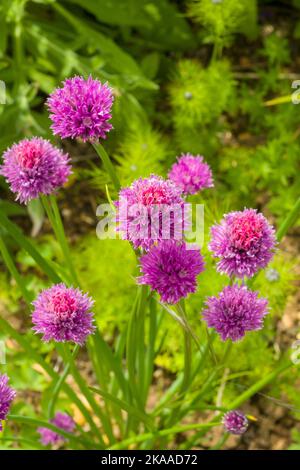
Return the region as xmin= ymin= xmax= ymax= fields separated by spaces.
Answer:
xmin=0 ymin=436 xmax=44 ymax=449
xmin=0 ymin=316 xmax=102 ymax=444
xmin=228 ymin=361 xmax=293 ymax=409
xmin=62 ymin=345 xmax=112 ymax=444
xmin=92 ymin=142 xmax=121 ymax=192
xmin=109 ymin=421 xmax=220 ymax=450
xmin=0 ymin=235 xmax=32 ymax=305
xmin=0 ymin=210 xmax=61 ymax=283
xmin=276 ymin=197 xmax=300 ymax=242
xmin=8 ymin=415 xmax=97 ymax=449
xmin=181 ymin=328 xmax=192 ymax=393
xmin=47 ymin=344 xmax=80 ymax=419
xmin=41 ymin=195 xmax=79 ymax=286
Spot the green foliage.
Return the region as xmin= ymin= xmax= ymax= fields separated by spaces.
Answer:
xmin=169 ymin=59 xmax=236 ymax=132
xmin=115 ymin=126 xmax=169 ymax=185
xmin=72 ymin=235 xmax=137 ymax=332
xmin=1 ymin=0 xmax=300 ymax=451
xmin=189 ymin=0 xmax=258 ymax=45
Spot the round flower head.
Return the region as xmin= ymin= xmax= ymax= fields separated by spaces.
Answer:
xmin=203 ymin=284 xmax=268 ymax=342
xmin=0 ymin=374 xmax=16 ymax=431
xmin=47 ymin=76 xmax=113 ymax=142
xmin=209 ymin=208 xmax=276 ymax=278
xmin=222 ymin=410 xmax=248 ymax=435
xmin=139 ymin=240 xmax=205 ymax=304
xmin=0 ymin=138 xmax=71 ymax=204
xmin=168 ymin=153 xmax=214 ymax=195
xmin=32 ymin=284 xmax=95 ymax=345
xmin=38 ymin=412 xmax=75 ymax=447
xmin=116 ymin=175 xmax=186 ymax=250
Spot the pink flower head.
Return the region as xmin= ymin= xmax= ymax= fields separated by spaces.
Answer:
xmin=168 ymin=153 xmax=214 ymax=195
xmin=222 ymin=410 xmax=248 ymax=435
xmin=32 ymin=284 xmax=95 ymax=345
xmin=47 ymin=76 xmax=114 ymax=142
xmin=0 ymin=374 xmax=16 ymax=431
xmin=38 ymin=412 xmax=76 ymax=447
xmin=0 ymin=138 xmax=71 ymax=204
xmin=116 ymin=175 xmax=186 ymax=250
xmin=203 ymin=284 xmax=268 ymax=342
xmin=209 ymin=208 xmax=276 ymax=278
xmin=139 ymin=240 xmax=205 ymax=304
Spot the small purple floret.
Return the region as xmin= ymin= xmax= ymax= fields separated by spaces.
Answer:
xmin=38 ymin=412 xmax=76 ymax=446
xmin=47 ymin=76 xmax=114 ymax=142
xmin=168 ymin=153 xmax=214 ymax=195
xmin=203 ymin=284 xmax=268 ymax=342
xmin=0 ymin=138 xmax=71 ymax=204
xmin=32 ymin=284 xmax=95 ymax=345
xmin=209 ymin=208 xmax=276 ymax=278
xmin=0 ymin=374 xmax=16 ymax=431
xmin=223 ymin=410 xmax=248 ymax=435
xmin=139 ymin=240 xmax=205 ymax=304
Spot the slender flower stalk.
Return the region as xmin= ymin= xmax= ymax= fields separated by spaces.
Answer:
xmin=92 ymin=142 xmax=120 ymax=192
xmin=41 ymin=194 xmax=79 ymax=286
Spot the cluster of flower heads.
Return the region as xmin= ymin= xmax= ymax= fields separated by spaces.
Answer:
xmin=0 ymin=74 xmax=279 ymax=441
xmin=201 ymin=207 xmax=276 ymax=343
xmin=0 ymin=76 xmax=114 ymax=204
xmin=38 ymin=412 xmax=76 ymax=447
xmin=0 ymin=374 xmax=16 ymax=431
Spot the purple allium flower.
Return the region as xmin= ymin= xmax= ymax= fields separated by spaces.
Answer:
xmin=203 ymin=284 xmax=268 ymax=342
xmin=139 ymin=240 xmax=205 ymax=304
xmin=38 ymin=412 xmax=75 ymax=447
xmin=47 ymin=76 xmax=114 ymax=142
xmin=0 ymin=138 xmax=71 ymax=204
xmin=0 ymin=374 xmax=16 ymax=431
xmin=116 ymin=175 xmax=186 ymax=250
xmin=209 ymin=208 xmax=276 ymax=278
xmin=32 ymin=284 xmax=95 ymax=345
xmin=222 ymin=410 xmax=248 ymax=435
xmin=168 ymin=153 xmax=214 ymax=195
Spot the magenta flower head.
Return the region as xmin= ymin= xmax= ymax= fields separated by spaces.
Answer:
xmin=38 ymin=412 xmax=75 ymax=447
xmin=203 ymin=284 xmax=268 ymax=342
xmin=0 ymin=374 xmax=16 ymax=431
xmin=168 ymin=153 xmax=214 ymax=195
xmin=139 ymin=240 xmax=205 ymax=304
xmin=32 ymin=284 xmax=95 ymax=345
xmin=116 ymin=175 xmax=186 ymax=250
xmin=0 ymin=138 xmax=71 ymax=204
xmin=222 ymin=410 xmax=248 ymax=435
xmin=209 ymin=208 xmax=276 ymax=278
xmin=47 ymin=76 xmax=114 ymax=142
